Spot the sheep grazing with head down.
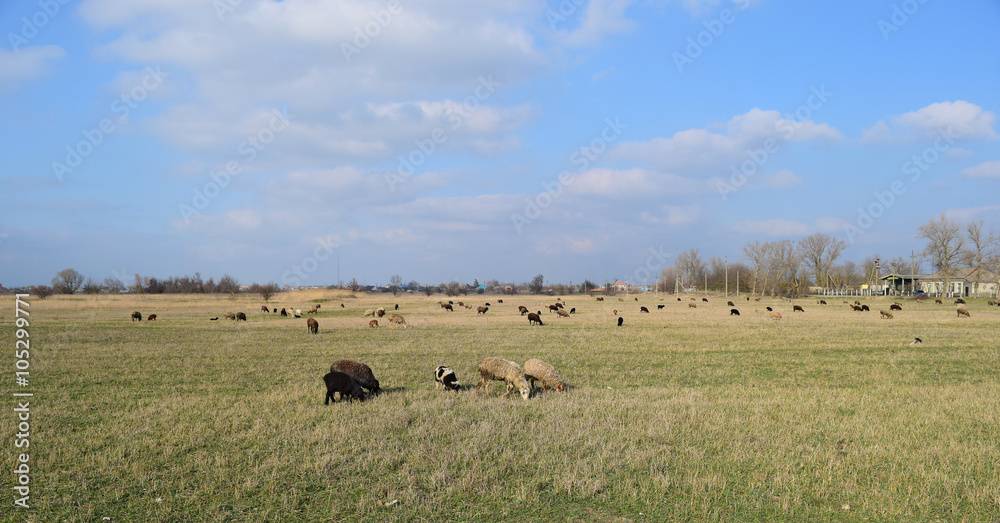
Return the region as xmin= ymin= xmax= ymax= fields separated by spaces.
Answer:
xmin=307 ymin=318 xmax=319 ymax=334
xmin=523 ymin=358 xmax=564 ymax=393
xmin=369 ymin=319 xmax=378 ymax=328
xmin=957 ymin=308 xmax=971 ymax=318
xmin=476 ymin=357 xmax=530 ymax=400
xmin=477 ymin=306 xmax=489 ymax=315
xmin=236 ymin=312 xmax=247 ymax=321
xmin=518 ymin=305 xmax=528 ymax=316
xmin=387 ymin=313 xmax=407 ymax=328
xmin=323 ymin=371 xmax=365 ymax=404
xmin=364 ymin=309 xmax=376 ymax=318
xmin=147 ymin=314 xmax=157 ymax=321
xmin=556 ymin=309 xmax=569 ymax=318
xmin=131 ymin=311 xmax=142 ymax=322
xmin=330 ymin=359 xmax=380 ymax=396
xmin=435 ymin=366 xmax=461 ymax=392
xmin=528 ymin=312 xmax=544 ymax=326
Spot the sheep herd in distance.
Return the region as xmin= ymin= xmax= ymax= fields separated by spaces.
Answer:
xmin=122 ymin=291 xmax=993 ymax=405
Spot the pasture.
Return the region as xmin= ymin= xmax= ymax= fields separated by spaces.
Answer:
xmin=3 ymin=291 xmax=999 ymax=521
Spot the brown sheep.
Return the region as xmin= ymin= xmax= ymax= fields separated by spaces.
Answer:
xmin=225 ymin=312 xmax=236 ymax=320
xmin=376 ymin=307 xmax=385 ymax=317
xmin=147 ymin=314 xmax=157 ymax=321
xmin=880 ymin=310 xmax=893 ymax=319
xmin=818 ymin=300 xmax=827 ymax=305
xmin=477 ymin=306 xmax=489 ymax=315
xmin=307 ymin=307 xmax=318 ymax=314
xmin=935 ymin=299 xmax=943 ymax=304
xmin=528 ymin=312 xmax=544 ymax=326
xmin=518 ymin=305 xmax=528 ymax=316
xmin=368 ymin=319 xmax=378 ymax=328
xmin=131 ymin=311 xmax=142 ymax=322
xmin=441 ymin=303 xmax=454 ymax=312
xmin=792 ymin=305 xmax=804 ymax=312
xmin=307 ymin=318 xmax=319 ymax=334
xmin=688 ymin=303 xmax=697 ymax=308
xmin=387 ymin=314 xmax=407 ymax=327
xmin=769 ymin=311 xmax=782 ymax=320
xmin=236 ymin=312 xmax=247 ymax=321
xmin=727 ymin=301 xmax=735 ymax=307
xmin=861 ymin=305 xmax=870 ymax=312
xmin=851 ymin=305 xmax=863 ymax=312
xmin=261 ymin=305 xmax=270 ymax=313
xmin=548 ymin=304 xmax=560 ymax=312
xmin=331 ymin=359 xmax=380 ymax=395
xmin=556 ymin=308 xmax=569 ymax=318
xmin=957 ymin=308 xmax=971 ymax=317
xmin=702 ymin=298 xmax=708 ymax=302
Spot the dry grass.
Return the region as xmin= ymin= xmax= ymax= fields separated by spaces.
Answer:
xmin=2 ymin=291 xmax=999 ymax=521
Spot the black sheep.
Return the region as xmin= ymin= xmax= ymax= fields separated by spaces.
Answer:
xmin=323 ymin=372 xmax=365 ymax=404
xmin=617 ymin=316 xmax=624 ymax=327
xmin=730 ymin=309 xmax=740 ymax=316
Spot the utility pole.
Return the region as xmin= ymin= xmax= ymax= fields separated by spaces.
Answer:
xmin=725 ymin=256 xmax=728 ymax=297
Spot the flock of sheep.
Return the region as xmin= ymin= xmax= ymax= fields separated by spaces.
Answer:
xmin=323 ymin=356 xmax=564 ymax=404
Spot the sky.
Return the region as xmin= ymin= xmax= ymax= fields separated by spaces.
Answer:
xmin=1 ymin=0 xmax=999 ymax=288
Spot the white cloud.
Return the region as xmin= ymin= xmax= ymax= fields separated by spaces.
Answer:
xmin=960 ymin=160 xmax=1000 ymax=179
xmin=731 ymin=219 xmax=810 ymax=237
xmin=0 ymin=46 xmax=66 ymax=92
xmin=861 ymin=101 xmax=997 ymax=143
xmin=942 ymin=205 xmax=1000 ymax=222
xmin=611 ymin=108 xmax=841 ymax=173
xmin=760 ymin=169 xmax=802 ymax=188
xmin=559 ymin=0 xmax=634 ymax=46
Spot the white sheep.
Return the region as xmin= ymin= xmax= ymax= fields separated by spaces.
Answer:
xmin=364 ymin=309 xmax=376 ymax=318
xmin=476 ymin=357 xmax=530 ymax=400
xmin=523 ymin=358 xmax=564 ymax=392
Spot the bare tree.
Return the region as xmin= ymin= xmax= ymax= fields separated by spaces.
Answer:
xmin=52 ymin=268 xmax=84 ymax=294
xmin=258 ymin=282 xmax=280 ymax=302
xmin=917 ymin=214 xmax=965 ymax=297
xmin=217 ymin=274 xmax=241 ymax=295
xmin=82 ymin=277 xmax=102 ymax=295
xmin=529 ymin=274 xmax=544 ymax=294
xmin=742 ymin=241 xmax=770 ymax=296
xmin=674 ymin=248 xmax=706 ymax=289
xmin=103 ymin=276 xmax=126 ymax=294
xmin=33 ymin=285 xmax=53 ymax=299
xmin=963 ymin=220 xmax=990 ymax=298
xmin=389 ymin=275 xmax=403 ymax=297
xmin=797 ymin=233 xmax=846 ymax=290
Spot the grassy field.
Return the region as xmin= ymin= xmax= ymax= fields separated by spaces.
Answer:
xmin=2 ymin=291 xmax=999 ymax=522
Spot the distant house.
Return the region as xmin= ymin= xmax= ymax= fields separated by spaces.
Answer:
xmin=880 ymin=268 xmax=999 ymax=297
xmin=611 ymin=281 xmax=628 ymax=293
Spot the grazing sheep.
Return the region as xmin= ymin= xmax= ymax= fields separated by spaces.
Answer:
xmin=457 ymin=301 xmax=465 ymax=307
xmin=476 ymin=357 xmax=530 ymax=400
xmin=730 ymin=309 xmax=740 ymax=316
xmin=387 ymin=314 xmax=407 ymax=328
xmin=331 ymin=360 xmax=381 ymax=395
xmin=147 ymin=314 xmax=157 ymax=321
xmin=859 ymin=305 xmax=869 ymax=312
xmin=131 ymin=311 xmax=142 ymax=322
xmin=280 ymin=308 xmax=288 ymax=317
xmin=273 ymin=308 xmax=277 ymax=313
xmin=957 ymin=308 xmax=971 ymax=317
xmin=323 ymin=371 xmax=365 ymax=404
xmin=819 ymin=300 xmax=827 ymax=305
xmin=570 ymin=307 xmax=576 ymax=313
xmin=955 ymin=298 xmax=966 ymax=305
xmin=464 ymin=305 xmax=473 ymax=310
xmin=518 ymin=305 xmax=528 ymax=316
xmin=755 ymin=298 xmax=761 ymax=302
xmin=793 ymin=305 xmax=804 ymax=312
xmin=854 ymin=300 xmax=861 ymax=306
xmin=613 ymin=309 xmax=618 ymax=315
xmin=852 ymin=305 xmax=863 ymax=312
xmin=617 ymin=316 xmax=623 ymax=327
xmin=880 ymin=310 xmax=893 ymax=319
xmin=892 ymin=302 xmax=902 ymax=308
xmin=485 ymin=302 xmax=492 ymax=307
xmin=307 ymin=307 xmax=318 ymax=314
xmin=528 ymin=312 xmax=544 ymax=326
xmin=369 ymin=319 xmax=378 ymax=328
xmin=209 ymin=317 xmax=219 ymax=321
xmin=307 ymin=318 xmax=319 ymax=334
xmin=910 ymin=337 xmax=923 ymax=345
xmin=364 ymin=309 xmax=376 ymax=317
xmin=556 ymin=309 xmax=569 ymax=318
xmin=341 ymin=303 xmax=345 ymax=308
xmin=394 ymin=304 xmax=399 ymax=310
xmin=702 ymin=298 xmax=708 ymax=302
xmin=236 ymin=312 xmax=247 ymax=321
xmin=688 ymin=303 xmax=697 ymax=309
xmin=225 ymin=312 xmax=236 ymax=320
xmin=376 ymin=308 xmax=385 ymax=317
xmin=988 ymin=300 xmax=996 ymax=306
xmin=435 ymin=366 xmax=461 ymax=392
xmin=657 ymin=304 xmax=665 ymax=310
xmin=640 ymin=306 xmax=649 ymax=313
xmin=690 ymin=298 xmax=696 ymax=301
xmin=634 ymin=297 xmax=638 ymax=302
xmin=295 ymin=309 xmax=302 ymax=316
xmin=477 ymin=306 xmax=489 ymax=315
xmin=889 ymin=304 xmax=901 ymax=311
xmin=548 ymin=304 xmax=560 ymax=312
xmin=524 ymin=358 xmax=564 ymax=392
xmin=935 ymin=299 xmax=943 ymax=304
xmin=441 ymin=303 xmax=454 ymax=312
xmin=769 ymin=311 xmax=783 ymax=320
xmin=498 ymin=299 xmax=503 ymax=304
xmin=678 ymin=298 xmax=682 ymax=302
xmin=766 ymin=306 xmax=773 ymax=312
xmin=727 ymin=301 xmax=735 ymax=307
xmin=261 ymin=305 xmax=270 ymax=313
xmin=596 ymin=297 xmax=604 ymax=301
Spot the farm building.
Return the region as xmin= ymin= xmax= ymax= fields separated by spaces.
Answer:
xmin=880 ymin=268 xmax=1000 ymax=298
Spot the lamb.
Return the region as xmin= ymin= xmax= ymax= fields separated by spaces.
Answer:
xmin=307 ymin=318 xmax=319 ymax=334
xmin=307 ymin=307 xmax=318 ymax=314
xmin=792 ymin=305 xmax=804 ymax=312
xmin=957 ymin=308 xmax=971 ymax=317
xmin=387 ymin=313 xmax=407 ymax=328
xmin=376 ymin=307 xmax=385 ymax=317
xmin=394 ymin=304 xmax=399 ymax=310
xmin=702 ymin=298 xmax=708 ymax=302
xmin=280 ymin=308 xmax=288 ymax=317
xmin=518 ymin=305 xmax=528 ymax=316
xmin=523 ymin=358 xmax=564 ymax=392
xmin=236 ymin=312 xmax=247 ymax=321
xmin=727 ymin=301 xmax=734 ymax=307
xmin=548 ymin=304 xmax=560 ymax=312
xmin=295 ymin=309 xmax=302 ymax=316
xmin=323 ymin=371 xmax=365 ymax=404
xmin=369 ymin=319 xmax=378 ymax=328
xmin=617 ymin=316 xmax=623 ymax=326
xmin=435 ymin=366 xmax=461 ymax=392
xmin=570 ymin=307 xmax=576 ymax=313
xmin=331 ymin=359 xmax=381 ymax=395
xmin=131 ymin=311 xmax=142 ymax=322
xmin=657 ymin=304 xmax=664 ymax=310
xmin=730 ymin=309 xmax=740 ymax=316
xmin=147 ymin=314 xmax=157 ymax=321
xmin=476 ymin=357 xmax=530 ymax=400
xmin=880 ymin=310 xmax=893 ymax=319
xmin=477 ymin=306 xmax=489 ymax=315
xmin=528 ymin=312 xmax=544 ymax=326
xmin=556 ymin=309 xmax=569 ymax=318
xmin=766 ymin=306 xmax=773 ymax=312
xmin=441 ymin=303 xmax=454 ymax=312
xmin=688 ymin=303 xmax=697 ymax=308
xmin=640 ymin=306 xmax=649 ymax=313
xmin=818 ymin=300 xmax=827 ymax=305
xmin=261 ymin=305 xmax=270 ymax=313
xmin=769 ymin=311 xmax=783 ymax=320
xmin=364 ymin=309 xmax=376 ymax=317
xmin=935 ymin=299 xmax=943 ymax=304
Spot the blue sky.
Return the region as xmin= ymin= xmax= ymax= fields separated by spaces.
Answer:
xmin=2 ymin=0 xmax=999 ymax=288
